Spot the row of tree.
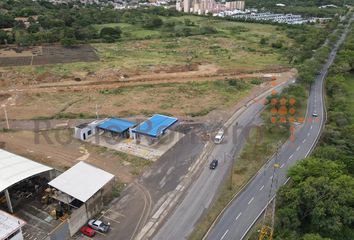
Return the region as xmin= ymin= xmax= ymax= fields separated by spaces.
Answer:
xmin=0 ymin=0 xmax=188 ymax=46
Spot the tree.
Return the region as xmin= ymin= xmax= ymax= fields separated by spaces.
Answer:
xmin=302 ymin=234 xmax=332 ymax=240
xmin=143 ymin=16 xmax=163 ymax=29
xmin=0 ymin=30 xmax=10 ymax=44
xmin=100 ymin=27 xmax=122 ymax=42
xmin=0 ymin=14 xmax=15 ymax=28
xmin=276 ymin=158 xmax=354 ymax=240
xmin=60 ymin=37 xmax=76 ymax=47
xmin=27 ymin=23 xmax=40 ymax=34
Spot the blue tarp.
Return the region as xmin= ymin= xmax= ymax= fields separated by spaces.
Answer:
xmin=132 ymin=114 xmax=178 ymax=138
xmin=98 ymin=118 xmax=136 ymax=133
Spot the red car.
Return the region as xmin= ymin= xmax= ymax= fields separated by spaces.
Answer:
xmin=80 ymin=226 xmax=95 ymax=237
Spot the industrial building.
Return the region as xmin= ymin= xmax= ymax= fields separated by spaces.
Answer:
xmin=0 ymin=210 xmax=26 ymax=240
xmin=132 ymin=114 xmax=178 ymax=145
xmin=0 ymin=149 xmax=54 ymax=214
xmin=48 ymin=161 xmax=114 ymax=236
xmin=98 ymin=118 xmax=137 ymax=139
xmin=176 ymin=0 xmax=245 ymax=15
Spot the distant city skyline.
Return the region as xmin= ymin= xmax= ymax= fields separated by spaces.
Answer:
xmin=176 ymin=0 xmax=245 ymax=15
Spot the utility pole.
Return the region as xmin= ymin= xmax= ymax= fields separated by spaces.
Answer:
xmin=2 ymin=104 xmax=9 ymax=129
xmin=95 ymin=104 xmax=99 ymax=119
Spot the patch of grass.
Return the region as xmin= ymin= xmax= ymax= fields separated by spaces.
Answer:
xmin=112 ymin=150 xmax=151 ymax=175
xmin=187 ymin=107 xmax=216 ymax=117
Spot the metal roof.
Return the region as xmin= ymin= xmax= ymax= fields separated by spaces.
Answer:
xmin=0 ymin=149 xmax=53 ymax=192
xmin=0 ymin=210 xmax=26 ymax=239
xmin=132 ymin=114 xmax=178 ymax=138
xmin=48 ymin=161 xmax=114 ymax=203
xmin=98 ymin=118 xmax=136 ymax=133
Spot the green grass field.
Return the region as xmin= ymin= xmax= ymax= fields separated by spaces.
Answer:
xmin=16 ymin=16 xmax=291 ymax=77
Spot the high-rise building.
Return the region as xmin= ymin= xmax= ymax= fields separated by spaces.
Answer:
xmin=177 ymin=0 xmax=245 ymax=14
xmin=184 ymin=0 xmax=191 ymax=13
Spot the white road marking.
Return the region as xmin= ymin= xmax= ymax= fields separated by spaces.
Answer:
xmin=289 ymin=154 xmax=293 ymax=159
xmin=101 ymin=216 xmax=120 ymax=224
xmin=280 ymin=163 xmax=285 ymax=169
xmin=296 ymin=146 xmax=300 ymax=151
xmin=259 ymin=185 xmax=264 ymax=191
xmin=248 ymin=197 xmax=254 ymax=205
xmin=235 ymin=212 xmax=242 ymax=221
xmin=307 ymin=132 xmax=311 ymax=136
xmin=302 ymin=139 xmax=306 ymax=143
xmin=270 ymin=176 xmax=273 ymax=180
xmin=220 ymin=229 xmax=229 ymax=240
xmin=310 ymin=125 xmax=313 ymax=130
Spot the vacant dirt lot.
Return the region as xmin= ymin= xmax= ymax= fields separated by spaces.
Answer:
xmin=0 ymin=129 xmax=150 ymax=183
xmin=0 ymin=45 xmax=98 ymax=67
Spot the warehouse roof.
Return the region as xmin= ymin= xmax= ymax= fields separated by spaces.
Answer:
xmin=132 ymin=114 xmax=178 ymax=138
xmin=0 ymin=210 xmax=25 ymax=239
xmin=48 ymin=161 xmax=114 ymax=203
xmin=98 ymin=118 xmax=136 ymax=133
xmin=0 ymin=149 xmax=52 ymax=192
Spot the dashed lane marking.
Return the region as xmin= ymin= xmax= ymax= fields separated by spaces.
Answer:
xmin=259 ymin=185 xmax=264 ymax=191
xmin=235 ymin=212 xmax=242 ymax=221
xmin=220 ymin=229 xmax=229 ymax=240
xmin=248 ymin=197 xmax=254 ymax=205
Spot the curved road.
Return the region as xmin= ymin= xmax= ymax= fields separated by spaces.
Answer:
xmin=206 ymin=15 xmax=353 ymax=240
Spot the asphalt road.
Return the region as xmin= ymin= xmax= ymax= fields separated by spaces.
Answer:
xmin=206 ymin=16 xmax=353 ymax=240
xmin=152 ymin=81 xmax=290 ymax=240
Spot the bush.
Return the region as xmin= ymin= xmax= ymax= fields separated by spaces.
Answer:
xmin=100 ymin=27 xmax=122 ymax=42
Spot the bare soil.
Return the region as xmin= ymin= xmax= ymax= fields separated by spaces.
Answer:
xmin=0 ymin=45 xmax=98 ymax=67
xmin=0 ymin=129 xmax=135 ymax=183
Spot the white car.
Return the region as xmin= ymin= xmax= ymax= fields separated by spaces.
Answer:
xmin=214 ymin=129 xmax=224 ymax=144
xmin=312 ymin=112 xmax=318 ymax=117
xmin=88 ymin=219 xmax=110 ymax=233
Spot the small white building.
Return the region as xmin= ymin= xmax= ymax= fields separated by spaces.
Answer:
xmin=0 ymin=210 xmax=25 ymax=240
xmin=74 ymin=120 xmax=103 ymax=141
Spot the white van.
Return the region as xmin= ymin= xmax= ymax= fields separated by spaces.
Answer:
xmin=214 ymin=129 xmax=224 ymax=144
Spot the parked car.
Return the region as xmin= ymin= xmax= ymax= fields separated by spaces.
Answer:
xmin=80 ymin=226 xmax=95 ymax=237
xmin=210 ymin=159 xmax=218 ymax=170
xmin=88 ymin=219 xmax=110 ymax=233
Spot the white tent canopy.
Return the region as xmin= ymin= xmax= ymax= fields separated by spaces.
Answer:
xmin=48 ymin=161 xmax=114 ymax=203
xmin=0 ymin=149 xmax=52 ymax=192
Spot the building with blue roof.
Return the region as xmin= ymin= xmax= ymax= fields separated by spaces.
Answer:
xmin=98 ymin=118 xmax=136 ymax=138
xmin=132 ymin=114 xmax=178 ymax=140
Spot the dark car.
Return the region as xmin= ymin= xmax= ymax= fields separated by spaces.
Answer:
xmin=210 ymin=159 xmax=218 ymax=170
xmin=88 ymin=219 xmax=110 ymax=233
xmin=80 ymin=226 xmax=95 ymax=237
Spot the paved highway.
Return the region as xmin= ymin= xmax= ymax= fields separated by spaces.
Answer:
xmin=206 ymin=15 xmax=353 ymax=240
